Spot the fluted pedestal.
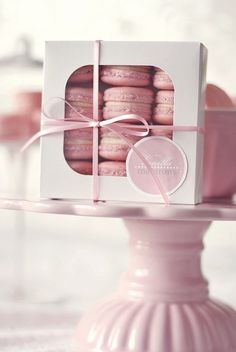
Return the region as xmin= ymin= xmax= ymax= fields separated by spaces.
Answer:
xmin=76 ymin=220 xmax=236 ymax=352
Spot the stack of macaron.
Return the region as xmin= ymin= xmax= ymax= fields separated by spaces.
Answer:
xmin=152 ymin=68 xmax=174 ymax=138
xmin=64 ymin=69 xmax=103 ymax=175
xmin=99 ymin=66 xmax=155 ymax=176
xmin=64 ymin=65 xmax=175 ymax=177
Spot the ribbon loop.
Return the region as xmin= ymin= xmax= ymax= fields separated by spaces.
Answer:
xmin=21 ymin=94 xmax=202 ymax=204
xmin=21 ymin=99 xmax=152 ymax=152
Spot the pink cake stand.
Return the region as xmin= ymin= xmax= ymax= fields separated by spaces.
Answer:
xmin=0 ymin=197 xmax=236 ymax=352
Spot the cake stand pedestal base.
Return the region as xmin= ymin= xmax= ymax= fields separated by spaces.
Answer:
xmin=1 ymin=198 xmax=236 ymax=350
xmin=76 ymin=220 xmax=236 ymax=351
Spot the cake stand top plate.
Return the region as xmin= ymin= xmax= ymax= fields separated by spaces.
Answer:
xmin=0 ymin=197 xmax=236 ymax=221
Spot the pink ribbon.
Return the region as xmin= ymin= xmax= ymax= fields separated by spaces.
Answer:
xmin=92 ymin=40 xmax=100 ymax=200
xmin=21 ymin=40 xmax=204 ymax=204
xmin=22 ymin=97 xmax=171 ymax=203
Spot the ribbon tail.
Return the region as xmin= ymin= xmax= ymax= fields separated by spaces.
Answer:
xmin=21 ymin=120 xmax=93 ymax=153
xmin=21 ymin=130 xmax=45 ymax=152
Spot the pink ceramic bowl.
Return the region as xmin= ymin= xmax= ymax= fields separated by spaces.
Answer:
xmin=203 ymin=109 xmax=236 ymax=199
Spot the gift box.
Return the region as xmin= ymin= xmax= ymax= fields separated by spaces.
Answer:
xmin=39 ymin=41 xmax=207 ymax=204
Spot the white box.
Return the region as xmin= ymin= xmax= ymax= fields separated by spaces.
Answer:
xmin=40 ymin=41 xmax=207 ymax=204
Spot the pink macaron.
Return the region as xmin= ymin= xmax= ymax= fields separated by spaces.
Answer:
xmin=67 ymin=65 xmax=93 ymax=84
xmin=104 ymin=87 xmax=154 ymax=104
xmin=99 ymin=161 xmax=126 ymax=176
xmin=100 ymin=65 xmax=152 ymax=87
xmin=205 ymin=83 xmax=234 ymax=108
xmin=99 ymin=129 xmax=140 ymax=161
xmin=153 ymin=104 xmax=174 ymax=125
xmin=64 ymin=128 xmax=93 ymax=160
xmin=64 ymin=128 xmax=93 ymax=140
xmin=65 ymin=105 xmax=102 ymax=120
xmin=65 ymin=87 xmax=103 ymax=120
xmin=12 ymin=91 xmax=42 ymax=137
xmin=153 ymin=68 xmax=174 ymax=90
xmin=65 ymin=87 xmax=103 ymax=105
xmin=15 ymin=91 xmax=42 ymax=115
xmin=156 ymin=90 xmax=174 ymax=105
xmin=67 ymin=160 xmax=92 ymax=175
xmin=103 ymin=86 xmax=154 ymax=122
xmin=103 ymin=101 xmax=152 ymax=122
xmin=0 ymin=113 xmax=31 ymax=141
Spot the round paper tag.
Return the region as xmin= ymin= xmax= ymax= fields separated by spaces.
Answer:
xmin=126 ymin=136 xmax=188 ymax=196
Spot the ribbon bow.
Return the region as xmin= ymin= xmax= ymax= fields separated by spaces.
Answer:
xmin=21 ymin=97 xmax=170 ymax=203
